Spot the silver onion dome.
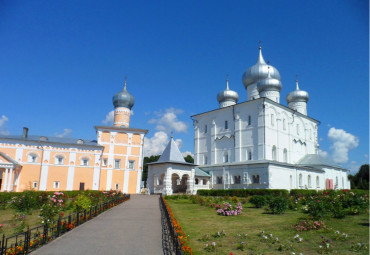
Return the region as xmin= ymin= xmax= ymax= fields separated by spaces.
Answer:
xmin=217 ymin=79 xmax=239 ymax=104
xmin=112 ymin=80 xmax=135 ymax=109
xmin=257 ymin=72 xmax=282 ymax=92
xmin=242 ymin=47 xmax=281 ymax=89
xmin=286 ymin=80 xmax=309 ymax=103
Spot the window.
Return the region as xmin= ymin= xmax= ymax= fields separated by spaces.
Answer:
xmin=128 ymin=160 xmax=135 ymax=169
xmin=248 ymin=151 xmax=252 ymax=160
xmin=252 ymin=175 xmax=260 ymax=184
xmin=234 ymin=175 xmax=241 ymax=184
xmin=283 ymin=149 xmax=287 ymax=162
xmin=309 ymin=129 xmax=312 ymax=140
xmin=53 ymin=181 xmax=60 ymax=189
xmin=204 ymin=155 xmax=207 ymax=165
xmin=216 ymin=176 xmax=223 ymax=184
xmin=115 ymin=183 xmax=119 ymax=190
xmin=204 ymin=125 xmax=207 ymax=133
xmin=335 ymin=177 xmax=338 ymax=188
xmin=283 ymin=119 xmax=286 ymax=130
xmin=296 ymin=124 xmax=300 ymax=135
xmin=203 ymin=179 xmax=208 ymax=185
xmin=248 ymin=115 xmax=251 ymax=125
xmin=28 ymin=154 xmax=37 ymax=163
xmin=56 ymin=156 xmax=64 ymax=165
xmin=225 ymin=120 xmax=228 ymax=129
xmin=308 ymin=175 xmax=311 ymax=188
xmin=195 ymin=178 xmax=199 ymax=185
xmin=342 ymin=177 xmax=344 ymax=188
xmin=271 ymin=114 xmax=275 ymax=126
xmin=82 ymin=158 xmax=89 ymax=166
xmin=114 ymin=159 xmax=121 ymax=169
xmin=272 ymin=146 xmax=277 ymax=161
xmin=223 ymin=153 xmax=228 ymax=163
xmin=79 ymin=182 xmax=85 ymax=191
xmin=102 ymin=158 xmax=107 ymax=166
xmin=33 ymin=181 xmax=38 ymax=189
xmin=316 ymin=176 xmax=320 ymax=188
xmin=299 ymin=174 xmax=303 ymax=186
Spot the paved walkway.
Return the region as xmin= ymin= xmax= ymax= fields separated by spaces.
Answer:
xmin=32 ymin=195 xmax=163 ymax=255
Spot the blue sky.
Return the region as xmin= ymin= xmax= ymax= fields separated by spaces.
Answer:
xmin=0 ymin=0 xmax=368 ymax=173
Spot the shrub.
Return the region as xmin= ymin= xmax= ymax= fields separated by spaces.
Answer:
xmin=294 ymin=219 xmax=326 ymax=231
xmin=332 ymin=202 xmax=346 ymax=219
xmin=307 ymin=200 xmax=329 ymax=219
xmin=231 ymin=196 xmax=239 ymax=203
xmin=74 ymin=194 xmax=92 ymax=212
xmin=197 ymin=189 xmax=289 ymax=197
xmin=249 ymin=195 xmax=266 ymax=208
xmin=216 ymin=202 xmax=242 ymax=216
xmin=268 ymin=197 xmax=288 ymax=214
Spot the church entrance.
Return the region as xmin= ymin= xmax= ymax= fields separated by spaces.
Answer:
xmin=178 ymin=174 xmax=189 ymax=193
xmin=171 ymin=174 xmax=180 ymax=193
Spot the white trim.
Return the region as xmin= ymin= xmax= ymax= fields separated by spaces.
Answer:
xmin=39 ymin=165 xmax=49 ymax=191
xmin=123 ymin=170 xmax=129 ymax=193
xmin=106 ymin=169 xmax=112 ymax=190
xmin=92 ymin=154 xmax=100 ymax=190
xmin=3 ymin=168 xmax=8 ymax=191
xmin=7 ymin=168 xmax=13 ymax=191
xmin=16 ymin=147 xmax=24 ymax=162
xmin=66 ymin=166 xmax=75 ymax=190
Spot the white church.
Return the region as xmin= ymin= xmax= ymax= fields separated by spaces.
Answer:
xmin=147 ymin=47 xmax=350 ymax=195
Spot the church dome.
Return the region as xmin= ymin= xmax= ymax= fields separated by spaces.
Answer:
xmin=286 ymin=79 xmax=309 ymax=103
xmin=217 ymin=79 xmax=239 ymax=106
xmin=242 ymin=47 xmax=281 ymax=89
xmin=257 ymin=72 xmax=282 ymax=93
xmin=112 ymin=80 xmax=135 ymax=109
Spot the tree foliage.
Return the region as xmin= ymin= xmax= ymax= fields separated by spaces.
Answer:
xmin=349 ymin=164 xmax=369 ymax=190
xmin=184 ymin=154 xmax=194 ymax=163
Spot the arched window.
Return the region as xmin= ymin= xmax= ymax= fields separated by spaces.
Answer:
xmin=217 ymin=176 xmax=223 ymax=184
xmin=203 ymin=179 xmax=208 ymax=185
xmin=81 ymin=158 xmax=89 ymax=166
xmin=234 ymin=175 xmax=241 ymax=184
xmin=308 ymin=175 xmax=311 ymax=188
xmin=204 ymin=125 xmax=207 ymax=133
xmin=248 ymin=151 xmax=252 ymax=160
xmin=283 ymin=148 xmax=287 ymax=162
xmin=271 ymin=114 xmax=275 ymax=126
xmin=224 ymin=152 xmax=228 ymax=163
xmin=252 ymin=175 xmax=260 ymax=184
xmin=55 ymin=156 xmax=64 ymax=165
xmin=296 ymin=124 xmax=300 ymax=135
xmin=195 ymin=178 xmax=199 ymax=185
xmin=204 ymin=155 xmax=207 ymax=165
xmin=225 ymin=121 xmax=228 ymax=129
xmin=283 ymin=119 xmax=286 ymax=130
xmin=28 ymin=153 xmax=38 ymax=163
xmin=272 ymin=146 xmax=277 ymax=161
xmin=248 ymin=115 xmax=251 ymax=125
xmin=316 ymin=176 xmax=320 ymax=188
xmin=299 ymin=174 xmax=302 ymax=187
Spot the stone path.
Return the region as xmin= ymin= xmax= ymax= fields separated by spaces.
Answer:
xmin=32 ymin=195 xmax=163 ymax=255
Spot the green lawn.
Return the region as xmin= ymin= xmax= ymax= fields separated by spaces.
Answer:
xmin=166 ymin=199 xmax=369 ymax=255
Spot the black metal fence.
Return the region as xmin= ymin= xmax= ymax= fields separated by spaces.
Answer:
xmin=159 ymin=194 xmax=183 ymax=255
xmin=0 ymin=194 xmax=130 ymax=255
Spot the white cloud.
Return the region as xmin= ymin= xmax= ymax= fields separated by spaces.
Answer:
xmin=0 ymin=115 xmax=9 ymax=135
xmin=347 ymin=161 xmax=361 ymax=174
xmin=318 ymin=149 xmax=328 ymax=158
xmin=148 ymin=108 xmax=188 ymax=133
xmin=55 ymin=129 xmax=72 ymax=138
xmin=328 ymin=127 xmax=359 ymax=164
xmin=182 ymin=151 xmax=194 ymax=157
xmin=102 ymin=111 xmax=114 ymax=125
xmin=144 ymin=131 xmax=169 ymax=157
xmin=174 ymin=138 xmax=183 ymax=149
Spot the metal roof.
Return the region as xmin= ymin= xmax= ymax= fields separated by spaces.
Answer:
xmin=157 ymin=138 xmax=186 ymax=163
xmin=297 ymin=154 xmax=346 ymax=170
xmin=195 ymin=168 xmax=211 ymax=177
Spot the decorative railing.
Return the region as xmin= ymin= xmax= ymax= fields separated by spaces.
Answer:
xmin=159 ymin=195 xmax=184 ymax=255
xmin=0 ymin=194 xmax=130 ymax=255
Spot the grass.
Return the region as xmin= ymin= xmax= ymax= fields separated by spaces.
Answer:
xmin=166 ymin=199 xmax=369 ymax=255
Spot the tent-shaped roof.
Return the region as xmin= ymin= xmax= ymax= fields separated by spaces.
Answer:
xmin=157 ymin=138 xmax=186 ymax=163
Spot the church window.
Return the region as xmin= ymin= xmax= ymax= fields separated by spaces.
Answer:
xmin=204 ymin=155 xmax=207 ymax=164
xmin=272 ymin=146 xmax=277 ymax=161
xmin=248 ymin=151 xmax=252 ymax=160
xmin=225 ymin=120 xmax=228 ymax=129
xmin=102 ymin=158 xmax=107 ymax=166
xmin=56 ymin=156 xmax=64 ymax=165
xmin=234 ymin=175 xmax=241 ymax=184
xmin=53 ymin=181 xmax=60 ymax=189
xmin=82 ymin=158 xmax=89 ymax=166
xmin=28 ymin=154 xmax=37 ymax=163
xmin=204 ymin=125 xmax=207 ymax=133
xmin=115 ymin=183 xmax=119 ymax=190
xmin=217 ymin=176 xmax=223 ymax=184
xmin=335 ymin=176 xmax=338 ymax=188
xmin=203 ymin=179 xmax=207 ymax=185
xmin=252 ymin=175 xmax=260 ymax=184
xmin=224 ymin=152 xmax=228 ymax=163
xmin=299 ymin=174 xmax=303 ymax=187
xmin=195 ymin=178 xmax=199 ymax=185
xmin=248 ymin=115 xmax=251 ymax=125
xmin=283 ymin=119 xmax=286 ymax=130
xmin=316 ymin=176 xmax=320 ymax=188
xmin=271 ymin=114 xmax=275 ymax=126
xmin=308 ymin=175 xmax=311 ymax=188
xmin=33 ymin=181 xmax=38 ymax=189
xmin=114 ymin=159 xmax=121 ymax=169
xmin=296 ymin=124 xmax=300 ymax=135
xmin=283 ymin=149 xmax=287 ymax=162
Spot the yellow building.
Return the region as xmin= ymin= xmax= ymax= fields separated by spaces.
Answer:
xmin=0 ymin=80 xmax=148 ymax=193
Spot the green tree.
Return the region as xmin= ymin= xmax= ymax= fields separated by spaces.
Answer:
xmin=184 ymin=154 xmax=194 ymax=163
xmin=351 ymin=164 xmax=369 ymax=190
xmin=142 ymin=155 xmax=160 ymax=186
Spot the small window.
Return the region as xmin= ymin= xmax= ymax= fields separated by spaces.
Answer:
xmin=114 ymin=159 xmax=121 ymax=169
xmin=252 ymin=175 xmax=260 ymax=184
xmin=128 ymin=160 xmax=135 ymax=169
xmin=82 ymin=158 xmax=89 ymax=166
xmin=115 ymin=183 xmax=119 ymax=190
xmin=272 ymin=146 xmax=277 ymax=161
xmin=283 ymin=149 xmax=287 ymax=162
xmin=203 ymin=179 xmax=207 ymax=185
xmin=299 ymin=174 xmax=303 ymax=186
xmin=33 ymin=181 xmax=38 ymax=189
xmin=316 ymin=176 xmax=320 ymax=188
xmin=28 ymin=154 xmax=37 ymax=163
xmin=56 ymin=156 xmax=64 ymax=165
xmin=195 ymin=178 xmax=199 ymax=185
xmin=224 ymin=153 xmax=228 ymax=163
xmin=271 ymin=114 xmax=275 ymax=126
xmin=248 ymin=115 xmax=251 ymax=126
xmin=225 ymin=120 xmax=228 ymax=129
xmin=102 ymin=158 xmax=107 ymax=166
xmin=204 ymin=155 xmax=207 ymax=165
xmin=248 ymin=151 xmax=252 ymax=160
xmin=217 ymin=176 xmax=223 ymax=184
xmin=234 ymin=175 xmax=241 ymax=184
xmin=54 ymin=181 xmax=60 ymax=189
xmin=283 ymin=119 xmax=286 ymax=130
xmin=79 ymin=182 xmax=85 ymax=191
xmin=296 ymin=124 xmax=300 ymax=135
xmin=308 ymin=175 xmax=311 ymax=188
xmin=204 ymin=125 xmax=207 ymax=133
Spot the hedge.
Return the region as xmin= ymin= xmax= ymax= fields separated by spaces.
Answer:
xmin=197 ymin=189 xmax=289 ymax=197
xmin=290 ymin=189 xmax=368 ymax=198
